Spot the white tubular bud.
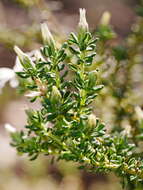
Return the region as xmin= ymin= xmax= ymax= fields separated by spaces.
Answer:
xmin=100 ymin=11 xmax=111 ymax=26
xmin=25 ymin=91 xmax=41 ymax=98
xmin=135 ymin=106 xmax=143 ymax=120
xmin=122 ymin=124 xmax=131 ymax=137
xmin=5 ymin=123 xmax=16 ymax=133
xmin=41 ymin=23 xmax=55 ymax=45
xmin=14 ymin=46 xmax=29 ymax=62
xmin=14 ymin=46 xmax=35 ymax=68
xmin=78 ymin=8 xmax=88 ymax=31
xmin=88 ymin=114 xmax=97 ymax=127
xmin=51 ymin=86 xmax=61 ymax=102
xmin=14 ymin=46 xmax=26 ymax=60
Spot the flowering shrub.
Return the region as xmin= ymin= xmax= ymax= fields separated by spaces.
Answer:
xmin=5 ymin=8 xmax=143 ymax=189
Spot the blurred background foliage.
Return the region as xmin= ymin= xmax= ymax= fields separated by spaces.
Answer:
xmin=1 ymin=0 xmax=143 ymax=189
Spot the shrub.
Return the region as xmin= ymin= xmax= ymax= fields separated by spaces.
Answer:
xmin=6 ymin=8 xmax=143 ymax=189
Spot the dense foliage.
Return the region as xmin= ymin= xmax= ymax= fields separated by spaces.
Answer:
xmin=7 ymin=7 xmax=143 ymax=189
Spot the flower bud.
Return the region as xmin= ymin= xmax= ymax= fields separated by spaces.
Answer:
xmin=14 ymin=46 xmax=30 ymax=63
xmin=41 ymin=23 xmax=55 ymax=46
xmin=100 ymin=11 xmax=111 ymax=26
xmin=88 ymin=114 xmax=97 ymax=128
xmin=14 ymin=46 xmax=35 ymax=68
xmin=51 ymin=86 xmax=61 ymax=103
xmin=14 ymin=50 xmax=36 ymax=72
xmin=78 ymin=8 xmax=88 ymax=31
xmin=135 ymin=106 xmax=143 ymax=121
xmin=5 ymin=123 xmax=16 ymax=133
xmin=121 ymin=121 xmax=131 ymax=137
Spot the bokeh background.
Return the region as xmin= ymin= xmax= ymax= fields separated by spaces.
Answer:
xmin=0 ymin=0 xmax=143 ymax=189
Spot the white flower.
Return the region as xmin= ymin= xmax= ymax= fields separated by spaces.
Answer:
xmin=100 ymin=11 xmax=111 ymax=25
xmin=25 ymin=91 xmax=41 ymax=98
xmin=135 ymin=106 xmax=143 ymax=120
xmin=9 ymin=77 xmax=19 ymax=88
xmin=78 ymin=8 xmax=88 ymax=31
xmin=41 ymin=23 xmax=55 ymax=45
xmin=0 ymin=67 xmax=19 ymax=93
xmin=5 ymin=123 xmax=16 ymax=133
